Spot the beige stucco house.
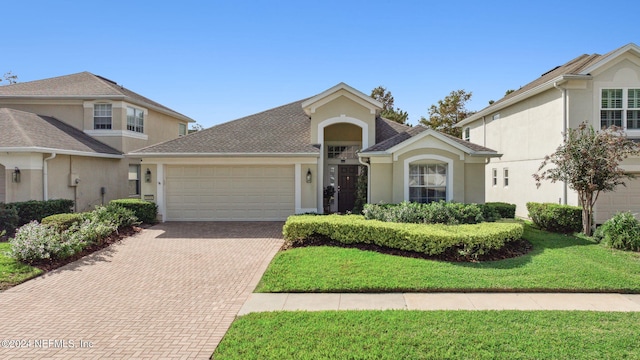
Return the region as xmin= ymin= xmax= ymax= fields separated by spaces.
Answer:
xmin=0 ymin=72 xmax=193 ymax=211
xmin=457 ymin=43 xmax=640 ymax=224
xmin=132 ymin=83 xmax=498 ymax=221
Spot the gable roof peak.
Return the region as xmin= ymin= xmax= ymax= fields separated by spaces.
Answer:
xmin=302 ymin=82 xmax=383 ymax=116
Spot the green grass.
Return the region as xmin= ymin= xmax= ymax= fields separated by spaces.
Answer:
xmin=214 ymin=311 xmax=640 ymax=359
xmin=0 ymin=242 xmax=43 ymax=290
xmin=256 ymin=224 xmax=640 ymax=292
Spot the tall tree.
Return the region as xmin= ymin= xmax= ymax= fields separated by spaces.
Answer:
xmin=420 ymin=90 xmax=474 ymax=137
xmin=533 ymin=123 xmax=640 ymax=235
xmin=2 ymin=71 xmax=17 ymax=84
xmin=370 ymin=86 xmax=409 ymax=124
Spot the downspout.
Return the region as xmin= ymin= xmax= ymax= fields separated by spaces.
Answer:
xmin=554 ymin=81 xmax=568 ymax=205
xmin=43 ymin=153 xmax=56 ymax=201
xmin=358 ymin=155 xmax=371 ymax=204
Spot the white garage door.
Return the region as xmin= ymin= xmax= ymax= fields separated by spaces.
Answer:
xmin=595 ymin=177 xmax=640 ymax=224
xmin=165 ymin=165 xmax=295 ymax=221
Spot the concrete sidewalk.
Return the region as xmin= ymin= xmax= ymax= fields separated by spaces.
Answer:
xmin=239 ymin=293 xmax=640 ymax=315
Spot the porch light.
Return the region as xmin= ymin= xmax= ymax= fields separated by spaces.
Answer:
xmin=12 ymin=167 xmax=20 ymax=183
xmin=145 ymin=168 xmax=152 ymax=183
xmin=306 ymin=168 xmax=312 ymax=183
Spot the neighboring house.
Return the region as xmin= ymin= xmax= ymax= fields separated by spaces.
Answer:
xmin=0 ymin=72 xmax=194 ymax=211
xmin=457 ymin=43 xmax=640 ymax=224
xmin=131 ymin=83 xmax=498 ymax=221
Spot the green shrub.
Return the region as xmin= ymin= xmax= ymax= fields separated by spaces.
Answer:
xmin=109 ymin=199 xmax=157 ymax=224
xmin=594 ymin=212 xmax=640 ymax=251
xmin=9 ymin=221 xmax=86 ymax=263
xmin=526 ymin=202 xmax=582 ymax=234
xmin=362 ymin=201 xmax=484 ymax=225
xmin=42 ymin=213 xmax=84 ymax=231
xmin=484 ymin=202 xmax=516 ymax=219
xmin=284 ymin=214 xmax=524 ymax=257
xmin=0 ymin=203 xmax=19 ymax=234
xmin=84 ymin=203 xmax=139 ymax=229
xmin=6 ymin=199 xmax=74 ymax=226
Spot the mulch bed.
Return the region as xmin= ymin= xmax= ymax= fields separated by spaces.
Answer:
xmin=285 ymin=235 xmax=533 ymax=262
xmin=29 ymin=226 xmax=142 ymax=272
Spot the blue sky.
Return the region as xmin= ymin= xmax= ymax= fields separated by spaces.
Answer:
xmin=3 ymin=1 xmax=639 ymax=128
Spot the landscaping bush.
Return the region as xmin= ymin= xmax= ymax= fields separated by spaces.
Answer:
xmin=526 ymin=202 xmax=582 ymax=234
xmin=42 ymin=213 xmax=84 ymax=231
xmin=6 ymin=199 xmax=74 ymax=226
xmin=593 ymin=212 xmax=640 ymax=252
xmin=0 ymin=203 xmax=19 ymax=235
xmin=284 ymin=214 xmax=523 ymax=257
xmin=86 ymin=203 xmax=139 ymax=229
xmin=362 ymin=201 xmax=484 ymax=225
xmin=8 ymin=221 xmax=86 ymax=263
xmin=109 ymin=199 xmax=157 ymax=224
xmin=484 ymin=202 xmax=516 ymax=219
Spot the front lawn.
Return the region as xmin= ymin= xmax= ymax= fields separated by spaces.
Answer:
xmin=256 ymin=224 xmax=640 ymax=292
xmin=0 ymin=242 xmax=43 ymax=290
xmin=213 ymin=311 xmax=640 ymax=359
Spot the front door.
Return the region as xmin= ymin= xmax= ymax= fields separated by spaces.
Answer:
xmin=338 ymin=165 xmax=358 ymax=213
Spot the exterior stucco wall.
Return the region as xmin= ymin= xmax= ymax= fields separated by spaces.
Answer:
xmin=0 ymin=100 xmax=85 ymax=130
xmin=300 ymin=163 xmax=318 ymax=211
xmin=463 ymin=163 xmax=485 ymax=204
xmin=324 ymin=123 xmax=362 ymax=142
xmin=369 ymin=161 xmax=393 ymax=204
xmin=0 ymin=164 xmax=5 ymax=203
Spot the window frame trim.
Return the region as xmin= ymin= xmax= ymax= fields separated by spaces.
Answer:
xmin=93 ymin=103 xmax=113 ymax=130
xmin=403 ymin=154 xmax=453 ymax=202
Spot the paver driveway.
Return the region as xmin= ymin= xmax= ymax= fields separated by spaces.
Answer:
xmin=0 ymin=222 xmax=284 ymax=359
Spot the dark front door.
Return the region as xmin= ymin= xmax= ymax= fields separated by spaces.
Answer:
xmin=338 ymin=165 xmax=359 ymax=213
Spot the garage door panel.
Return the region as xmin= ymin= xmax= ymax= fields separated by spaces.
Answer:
xmin=166 ymin=165 xmax=295 ymax=221
xmin=596 ymin=177 xmax=640 ymax=224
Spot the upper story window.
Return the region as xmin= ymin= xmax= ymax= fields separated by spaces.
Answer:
xmin=601 ymin=88 xmax=640 ymax=130
xmin=94 ymin=104 xmax=112 ymax=129
xmin=179 ymin=123 xmax=187 ymax=136
xmin=492 ymin=168 xmax=497 ymax=186
xmin=127 ymin=107 xmax=144 ymax=133
xmin=327 ymin=145 xmax=360 ymax=159
xmin=503 ymin=168 xmax=509 ymax=187
xmin=463 ymin=127 xmax=470 ymax=141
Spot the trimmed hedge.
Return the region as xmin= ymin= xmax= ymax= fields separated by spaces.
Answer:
xmin=363 ymin=201 xmax=485 ymax=225
xmin=484 ymin=202 xmax=516 ymax=219
xmin=42 ymin=213 xmax=84 ymax=231
xmin=283 ymin=214 xmax=524 ymax=257
xmin=109 ymin=199 xmax=157 ymax=224
xmin=526 ymin=202 xmax=582 ymax=234
xmin=5 ymin=199 xmax=74 ymax=226
xmin=0 ymin=203 xmax=20 ymax=234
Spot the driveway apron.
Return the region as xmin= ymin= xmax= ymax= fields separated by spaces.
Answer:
xmin=0 ymin=222 xmax=284 ymax=359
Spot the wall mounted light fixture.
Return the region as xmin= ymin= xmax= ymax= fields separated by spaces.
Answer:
xmin=306 ymin=168 xmax=312 ymax=183
xmin=145 ymin=168 xmax=152 ymax=183
xmin=12 ymin=167 xmax=21 ymax=183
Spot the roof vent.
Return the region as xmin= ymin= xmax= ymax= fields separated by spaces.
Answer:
xmin=540 ymin=66 xmax=560 ymax=77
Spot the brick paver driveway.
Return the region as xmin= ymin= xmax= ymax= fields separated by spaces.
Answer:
xmin=0 ymin=222 xmax=284 ymax=359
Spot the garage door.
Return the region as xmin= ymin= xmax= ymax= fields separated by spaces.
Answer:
xmin=595 ymin=177 xmax=640 ymax=224
xmin=165 ymin=165 xmax=294 ymax=221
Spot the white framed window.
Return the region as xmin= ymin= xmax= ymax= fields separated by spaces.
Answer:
xmin=178 ymin=123 xmax=187 ymax=136
xmin=503 ymin=168 xmax=509 ymax=187
xmin=463 ymin=127 xmax=470 ymax=141
xmin=601 ymin=88 xmax=640 ymax=130
xmin=128 ymin=165 xmax=140 ymax=196
xmin=408 ymin=163 xmax=447 ymax=203
xmin=327 ymin=145 xmax=360 ymax=159
xmin=94 ymin=104 xmax=112 ymax=129
xmin=127 ymin=107 xmax=144 ymax=133
xmin=492 ymin=168 xmax=497 ymax=186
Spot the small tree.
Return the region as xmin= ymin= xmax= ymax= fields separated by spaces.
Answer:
xmin=533 ymin=122 xmax=640 ymax=235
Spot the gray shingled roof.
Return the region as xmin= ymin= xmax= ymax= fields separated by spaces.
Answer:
xmin=132 ymin=99 xmax=413 ymax=155
xmin=0 ymin=108 xmax=122 ymax=156
xmin=0 ymin=72 xmax=193 ymax=122
xmin=362 ymin=125 xmax=497 ymax=154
